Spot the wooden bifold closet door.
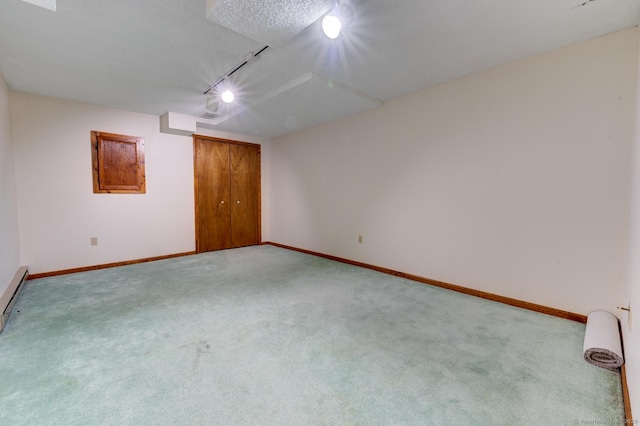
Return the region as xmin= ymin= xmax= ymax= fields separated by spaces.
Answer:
xmin=194 ymin=135 xmax=261 ymax=252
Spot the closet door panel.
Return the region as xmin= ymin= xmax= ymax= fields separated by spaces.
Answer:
xmin=194 ymin=138 xmax=232 ymax=252
xmin=230 ymin=143 xmax=260 ymax=247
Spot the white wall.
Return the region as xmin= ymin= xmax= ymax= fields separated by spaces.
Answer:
xmin=10 ymin=94 xmax=190 ymax=273
xmin=621 ymin=25 xmax=640 ymax=420
xmin=10 ymin=93 xmax=271 ymax=274
xmin=9 ymin=94 xmax=271 ymax=275
xmin=0 ymin=72 xmax=21 ymax=295
xmin=269 ymin=28 xmax=637 ymax=316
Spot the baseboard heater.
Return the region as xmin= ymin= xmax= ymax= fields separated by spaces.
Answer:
xmin=0 ymin=266 xmax=29 ymax=332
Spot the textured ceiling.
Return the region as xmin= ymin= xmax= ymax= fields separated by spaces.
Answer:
xmin=206 ymin=0 xmax=334 ymax=47
xmin=0 ymin=0 xmax=638 ymax=138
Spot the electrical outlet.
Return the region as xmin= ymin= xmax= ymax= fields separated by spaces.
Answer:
xmin=358 ymin=235 xmax=363 ymax=244
xmin=90 ymin=237 xmax=98 ymax=246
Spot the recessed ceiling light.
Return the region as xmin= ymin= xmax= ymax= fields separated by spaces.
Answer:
xmin=321 ymin=2 xmax=353 ymax=40
xmin=322 ymin=14 xmax=341 ymax=39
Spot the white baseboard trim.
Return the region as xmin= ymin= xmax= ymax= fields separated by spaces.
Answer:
xmin=0 ymin=266 xmax=29 ymax=332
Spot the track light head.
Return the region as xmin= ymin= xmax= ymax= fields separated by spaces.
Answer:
xmin=221 ymin=90 xmax=235 ymax=103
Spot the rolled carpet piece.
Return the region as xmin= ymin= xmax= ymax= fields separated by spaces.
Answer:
xmin=583 ymin=310 xmax=624 ymax=370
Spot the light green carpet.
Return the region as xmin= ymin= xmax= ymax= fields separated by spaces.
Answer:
xmin=0 ymin=245 xmax=624 ymax=425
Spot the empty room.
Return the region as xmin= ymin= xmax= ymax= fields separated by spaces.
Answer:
xmin=1 ymin=0 xmax=640 ymax=424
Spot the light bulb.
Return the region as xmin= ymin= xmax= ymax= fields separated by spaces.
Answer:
xmin=221 ymin=90 xmax=234 ymax=103
xmin=322 ymin=14 xmax=341 ymax=39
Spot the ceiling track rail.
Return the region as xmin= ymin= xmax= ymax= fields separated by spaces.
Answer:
xmin=203 ymin=45 xmax=269 ymax=95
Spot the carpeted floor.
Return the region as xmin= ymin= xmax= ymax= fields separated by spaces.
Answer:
xmin=0 ymin=245 xmax=624 ymax=425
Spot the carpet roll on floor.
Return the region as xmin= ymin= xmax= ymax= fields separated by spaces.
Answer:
xmin=583 ymin=310 xmax=624 ymax=370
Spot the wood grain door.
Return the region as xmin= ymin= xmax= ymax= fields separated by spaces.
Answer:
xmin=230 ymin=143 xmax=260 ymax=247
xmin=194 ymin=135 xmax=261 ymax=253
xmin=194 ymin=137 xmax=232 ymax=252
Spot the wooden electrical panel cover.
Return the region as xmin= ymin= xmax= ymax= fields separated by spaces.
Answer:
xmin=91 ymin=131 xmax=145 ymax=194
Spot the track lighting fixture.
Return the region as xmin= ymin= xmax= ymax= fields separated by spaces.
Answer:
xmin=203 ymin=46 xmax=268 ymax=112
